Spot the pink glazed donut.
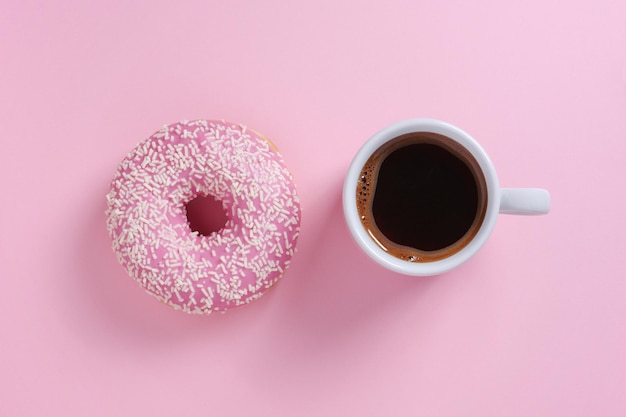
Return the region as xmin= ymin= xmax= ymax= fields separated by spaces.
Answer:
xmin=106 ymin=120 xmax=301 ymax=314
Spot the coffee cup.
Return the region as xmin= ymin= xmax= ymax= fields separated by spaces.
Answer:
xmin=343 ymin=118 xmax=550 ymax=276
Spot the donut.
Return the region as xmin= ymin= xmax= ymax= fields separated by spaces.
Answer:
xmin=105 ymin=120 xmax=301 ymax=314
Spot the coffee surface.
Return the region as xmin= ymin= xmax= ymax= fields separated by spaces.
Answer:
xmin=356 ymin=132 xmax=487 ymax=262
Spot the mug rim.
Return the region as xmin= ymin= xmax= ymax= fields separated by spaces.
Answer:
xmin=343 ymin=118 xmax=501 ymax=276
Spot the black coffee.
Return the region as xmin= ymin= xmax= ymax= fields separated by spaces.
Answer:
xmin=356 ymin=132 xmax=487 ymax=262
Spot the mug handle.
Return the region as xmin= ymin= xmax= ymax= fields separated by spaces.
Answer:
xmin=500 ymin=188 xmax=551 ymax=215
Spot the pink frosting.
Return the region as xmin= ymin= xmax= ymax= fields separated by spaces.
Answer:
xmin=106 ymin=120 xmax=301 ymax=314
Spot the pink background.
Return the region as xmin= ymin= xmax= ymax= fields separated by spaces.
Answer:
xmin=2 ymin=0 xmax=625 ymax=415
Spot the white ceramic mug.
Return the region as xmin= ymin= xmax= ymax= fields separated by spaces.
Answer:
xmin=343 ymin=118 xmax=550 ymax=276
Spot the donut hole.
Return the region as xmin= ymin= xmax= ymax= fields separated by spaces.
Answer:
xmin=185 ymin=194 xmax=228 ymax=236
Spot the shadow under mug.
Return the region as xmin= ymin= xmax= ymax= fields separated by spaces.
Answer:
xmin=342 ymin=118 xmax=550 ymax=276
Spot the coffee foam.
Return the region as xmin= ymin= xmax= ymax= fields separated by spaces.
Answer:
xmin=356 ymin=132 xmax=488 ymax=263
